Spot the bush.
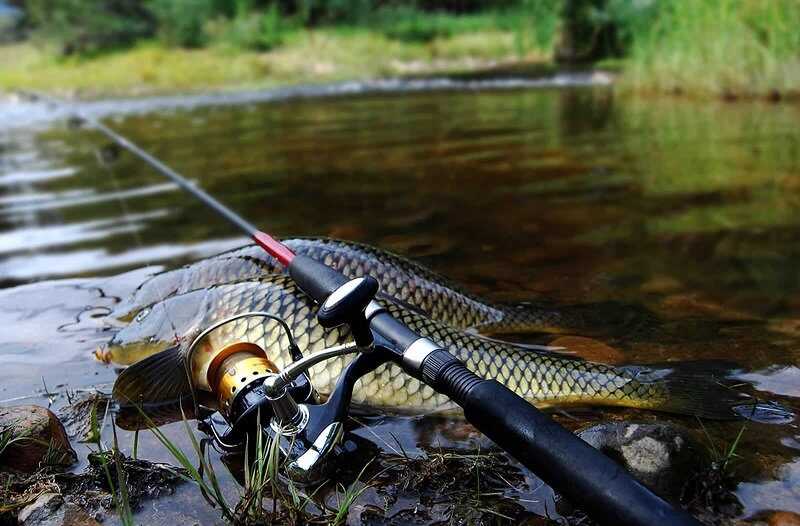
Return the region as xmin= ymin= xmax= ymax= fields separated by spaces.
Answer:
xmin=554 ymin=0 xmax=660 ymax=62
xmin=219 ymin=2 xmax=290 ymax=51
xmin=24 ymin=0 xmax=154 ymax=55
xmin=292 ymin=0 xmax=373 ymax=25
xmin=375 ymin=6 xmax=452 ymax=43
xmin=148 ymin=0 xmax=214 ymax=48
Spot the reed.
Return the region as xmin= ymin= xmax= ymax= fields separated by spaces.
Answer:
xmin=620 ymin=0 xmax=800 ymax=98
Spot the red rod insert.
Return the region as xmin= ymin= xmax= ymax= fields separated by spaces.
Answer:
xmin=253 ymin=231 xmax=295 ymax=267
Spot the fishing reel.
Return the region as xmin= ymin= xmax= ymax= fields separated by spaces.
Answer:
xmin=185 ymin=276 xmax=387 ymax=483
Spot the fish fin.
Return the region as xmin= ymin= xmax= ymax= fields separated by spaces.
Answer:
xmin=623 ymin=360 xmax=795 ymax=422
xmin=112 ymin=345 xmax=191 ymax=406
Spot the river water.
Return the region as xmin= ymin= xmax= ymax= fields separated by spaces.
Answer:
xmin=0 ymin=82 xmax=798 ymax=523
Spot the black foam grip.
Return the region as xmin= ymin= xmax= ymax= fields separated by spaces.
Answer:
xmin=460 ymin=378 xmax=701 ymax=526
xmin=412 ymin=352 xmax=699 ymax=526
xmin=288 ymin=254 xmax=349 ymax=304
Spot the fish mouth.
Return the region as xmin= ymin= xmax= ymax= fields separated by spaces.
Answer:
xmin=102 ymin=339 xmax=173 ymax=367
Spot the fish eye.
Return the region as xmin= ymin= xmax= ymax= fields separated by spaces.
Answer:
xmin=134 ymin=308 xmax=151 ymax=322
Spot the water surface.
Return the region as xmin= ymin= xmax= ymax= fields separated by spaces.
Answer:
xmin=1 ymin=84 xmax=799 ymax=523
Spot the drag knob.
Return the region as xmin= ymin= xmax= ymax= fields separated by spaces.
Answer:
xmin=317 ymin=276 xmax=379 ymax=347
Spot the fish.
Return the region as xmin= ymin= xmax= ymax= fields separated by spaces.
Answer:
xmin=111 ymin=274 xmax=755 ymax=419
xmin=112 ymin=237 xmax=566 ymax=335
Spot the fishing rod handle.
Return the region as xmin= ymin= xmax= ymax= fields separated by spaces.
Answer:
xmin=289 ymin=255 xmax=350 ymax=304
xmin=288 ymin=255 xmax=700 ymax=525
xmin=413 ymin=348 xmax=702 ymax=526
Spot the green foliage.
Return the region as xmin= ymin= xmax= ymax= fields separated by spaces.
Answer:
xmin=555 ymin=0 xmax=660 ymax=61
xmin=294 ymin=0 xmax=374 ymax=25
xmin=218 ymin=1 xmax=291 ymax=51
xmin=24 ymin=0 xmax=154 ymax=55
xmin=373 ymin=6 xmax=456 ymax=43
xmin=148 ymin=0 xmax=214 ymax=48
xmin=513 ymin=0 xmax=561 ymax=55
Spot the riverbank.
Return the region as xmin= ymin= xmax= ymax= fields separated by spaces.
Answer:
xmin=0 ymin=29 xmax=547 ymax=98
xmin=4 ymin=38 xmax=799 ymax=103
xmin=4 ymin=1 xmax=800 ymax=101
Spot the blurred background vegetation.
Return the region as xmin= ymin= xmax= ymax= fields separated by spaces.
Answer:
xmin=1 ymin=0 xmax=799 ymax=99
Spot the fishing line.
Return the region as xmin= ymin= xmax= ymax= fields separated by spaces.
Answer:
xmin=93 ymin=141 xmax=183 ymax=345
xmin=21 ymin=90 xmax=297 ymax=361
xmin=22 ymin=91 xmax=294 ymax=261
xmin=20 ymin=90 xmax=186 ymax=359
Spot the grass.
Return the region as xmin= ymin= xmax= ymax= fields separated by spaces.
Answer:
xmin=619 ymin=0 xmax=800 ymax=99
xmin=697 ymin=419 xmax=747 ymax=473
xmin=142 ymin=406 xmax=234 ymax=520
xmin=5 ymin=2 xmax=800 ymax=99
xmin=0 ymin=427 xmax=29 ymax=458
xmin=331 ymin=462 xmax=373 ymax=526
xmin=82 ymin=397 xmax=135 ymax=526
xmin=0 ymin=15 xmax=549 ymax=98
xmin=132 ymin=403 xmax=372 ymax=524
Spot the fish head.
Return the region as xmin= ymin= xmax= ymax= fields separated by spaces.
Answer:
xmin=111 ymin=273 xmax=185 ymax=322
xmin=105 ymin=289 xmax=212 ymax=366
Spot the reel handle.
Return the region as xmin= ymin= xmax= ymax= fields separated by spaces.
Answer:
xmin=290 ymin=255 xmax=378 ymax=346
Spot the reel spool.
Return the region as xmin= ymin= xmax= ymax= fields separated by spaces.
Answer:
xmin=185 ymin=312 xmax=317 ymax=444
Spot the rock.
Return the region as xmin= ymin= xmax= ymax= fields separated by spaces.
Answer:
xmin=18 ymin=493 xmax=101 ymax=526
xmin=0 ymin=405 xmax=77 ymax=474
xmin=578 ymin=421 xmax=699 ymax=500
xmin=766 ymin=511 xmax=800 ymax=526
xmin=19 ymin=493 xmax=64 ymax=525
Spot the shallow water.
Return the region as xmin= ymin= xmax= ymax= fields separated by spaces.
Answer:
xmin=1 ymin=84 xmax=799 ymax=523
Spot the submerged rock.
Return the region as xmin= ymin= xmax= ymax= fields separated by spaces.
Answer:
xmin=0 ymin=405 xmax=77 ymax=474
xmin=578 ymin=421 xmax=699 ymax=500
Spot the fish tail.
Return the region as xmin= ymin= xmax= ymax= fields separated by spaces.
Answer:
xmin=478 ymin=300 xmax=660 ymax=336
xmin=474 ymin=302 xmax=571 ymax=335
xmin=620 ymin=361 xmax=794 ymax=422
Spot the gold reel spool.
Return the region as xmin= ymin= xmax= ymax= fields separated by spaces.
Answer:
xmin=185 ymin=311 xmax=300 ymax=419
xmin=208 ymin=342 xmax=278 ymax=416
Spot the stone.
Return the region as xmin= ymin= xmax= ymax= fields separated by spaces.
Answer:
xmin=0 ymin=405 xmax=77 ymax=474
xmin=18 ymin=493 xmax=64 ymax=525
xmin=766 ymin=511 xmax=800 ymax=526
xmin=18 ymin=493 xmax=101 ymax=526
xmin=578 ymin=421 xmax=699 ymax=500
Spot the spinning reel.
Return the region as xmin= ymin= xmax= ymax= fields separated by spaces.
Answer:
xmin=184 ymin=276 xmax=387 ymax=482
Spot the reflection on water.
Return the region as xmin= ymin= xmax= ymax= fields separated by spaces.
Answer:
xmin=1 ymin=85 xmax=799 ymax=521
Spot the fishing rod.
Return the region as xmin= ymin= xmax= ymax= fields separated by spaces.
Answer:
xmin=26 ymin=91 xmax=701 ymax=526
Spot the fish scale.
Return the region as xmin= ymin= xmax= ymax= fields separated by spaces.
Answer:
xmin=110 ymin=274 xmax=670 ymax=413
xmin=115 ymin=238 xmax=564 ymax=335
